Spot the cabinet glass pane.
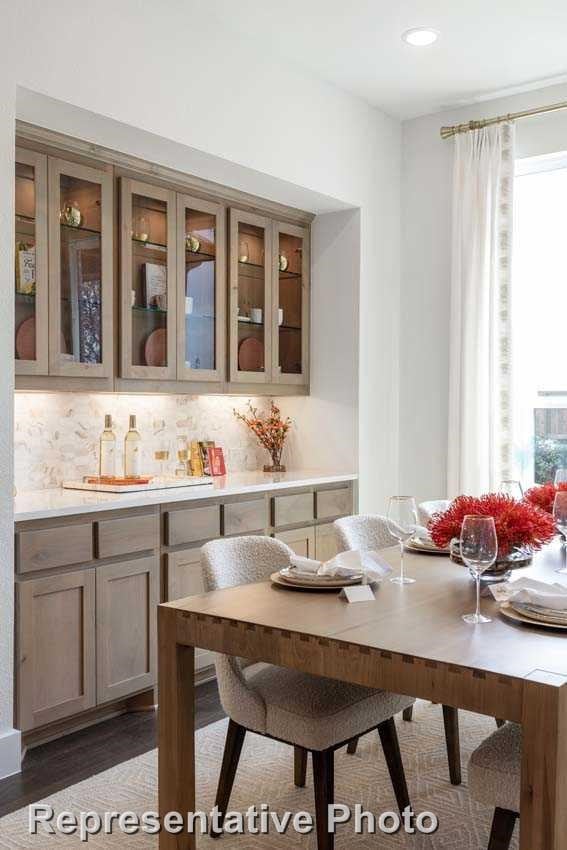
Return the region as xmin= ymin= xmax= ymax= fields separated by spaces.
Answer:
xmin=131 ymin=193 xmax=168 ymax=368
xmin=59 ymin=174 xmax=103 ymax=364
xmin=184 ymin=208 xmax=216 ymax=370
xmin=15 ymin=162 xmax=37 ymax=361
xmin=278 ymin=232 xmax=303 ymax=374
xmin=237 ymin=223 xmax=265 ymax=373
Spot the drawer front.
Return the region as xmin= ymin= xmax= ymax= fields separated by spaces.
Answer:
xmin=224 ymin=498 xmax=266 ymax=536
xmin=316 ymin=487 xmax=353 ymax=520
xmin=272 ymin=492 xmax=314 ymax=528
xmin=166 ymin=504 xmax=220 ymax=547
xmin=17 ymin=523 xmax=93 ymax=574
xmin=96 ymin=512 xmax=158 ymax=559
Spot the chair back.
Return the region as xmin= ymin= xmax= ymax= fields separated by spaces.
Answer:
xmin=201 ymin=535 xmax=293 ymax=592
xmin=333 ymin=514 xmax=398 ymax=553
xmin=418 ymin=499 xmax=450 ymax=527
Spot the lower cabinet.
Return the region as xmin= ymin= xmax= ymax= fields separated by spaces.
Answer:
xmin=165 ymin=547 xmax=214 ymax=672
xmin=315 ymin=522 xmax=339 ymax=562
xmin=17 ymin=570 xmax=96 ymax=731
xmin=275 ymin=526 xmax=316 ymax=557
xmin=96 ymin=555 xmax=159 ymax=704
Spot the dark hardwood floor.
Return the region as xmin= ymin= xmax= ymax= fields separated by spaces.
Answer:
xmin=0 ymin=680 xmax=226 ymax=818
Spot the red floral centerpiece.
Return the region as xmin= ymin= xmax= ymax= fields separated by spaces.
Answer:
xmin=524 ymin=481 xmax=567 ymax=513
xmin=234 ymin=400 xmax=292 ymax=473
xmin=429 ymin=493 xmax=555 ymax=563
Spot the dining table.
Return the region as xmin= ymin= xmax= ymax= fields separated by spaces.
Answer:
xmin=158 ymin=541 xmax=567 ymax=850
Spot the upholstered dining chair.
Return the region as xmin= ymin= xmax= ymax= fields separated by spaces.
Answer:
xmin=418 ymin=499 xmax=450 ymax=527
xmin=201 ymin=535 xmax=416 ymax=849
xmin=468 ymin=722 xmax=520 ymax=849
xmin=333 ymin=513 xmax=462 ymax=785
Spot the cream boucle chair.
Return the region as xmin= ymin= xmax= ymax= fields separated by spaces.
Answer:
xmin=333 ymin=513 xmax=463 ymax=786
xmin=201 ymin=535 xmax=415 ymax=848
xmin=418 ymin=499 xmax=450 ymax=527
xmin=468 ymin=723 xmax=520 ymax=849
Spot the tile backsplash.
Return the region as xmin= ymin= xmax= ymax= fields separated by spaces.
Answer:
xmin=15 ymin=394 xmax=272 ymax=492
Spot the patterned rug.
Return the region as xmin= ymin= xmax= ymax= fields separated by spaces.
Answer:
xmin=0 ymin=702 xmax=517 ymax=848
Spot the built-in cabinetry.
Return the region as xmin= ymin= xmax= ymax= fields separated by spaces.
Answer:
xmin=14 ymin=127 xmax=311 ymax=394
xmin=15 ymin=479 xmax=354 ymax=744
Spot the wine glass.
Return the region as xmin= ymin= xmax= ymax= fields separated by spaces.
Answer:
xmin=555 ymin=468 xmax=567 ymax=486
xmin=554 ymin=493 xmax=567 ymax=573
xmin=387 ymin=496 xmax=418 ymax=585
xmin=500 ymin=479 xmax=524 ymax=500
xmin=460 ymin=516 xmax=497 ymax=624
xmin=176 ymin=436 xmax=189 ymax=477
xmin=154 ymin=440 xmax=170 ymax=481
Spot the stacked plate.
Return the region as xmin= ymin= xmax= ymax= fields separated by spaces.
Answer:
xmin=511 ymin=600 xmax=567 ymax=628
xmin=270 ymin=567 xmax=364 ymax=592
xmin=405 ymin=535 xmax=449 ymax=555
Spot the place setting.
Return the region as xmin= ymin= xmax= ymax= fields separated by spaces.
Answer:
xmin=270 ymin=548 xmax=393 ymax=592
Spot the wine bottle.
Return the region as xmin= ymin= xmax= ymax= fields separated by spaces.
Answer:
xmin=99 ymin=414 xmax=116 ymax=478
xmin=124 ymin=414 xmax=142 ymax=478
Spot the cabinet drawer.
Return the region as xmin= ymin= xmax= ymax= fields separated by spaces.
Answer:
xmin=165 ymin=504 xmax=220 ymax=546
xmin=96 ymin=513 xmax=158 ymax=559
xmin=224 ymin=498 xmax=266 ymax=536
xmin=316 ymin=487 xmax=353 ymax=520
xmin=272 ymin=492 xmax=314 ymax=528
xmin=17 ymin=523 xmax=93 ymax=574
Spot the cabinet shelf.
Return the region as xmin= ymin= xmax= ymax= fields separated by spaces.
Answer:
xmin=187 ymin=251 xmax=216 ymax=263
xmin=133 ymin=305 xmax=168 ymax=316
xmin=132 ymin=237 xmax=167 ymax=252
xmin=60 ymin=223 xmax=101 ymax=237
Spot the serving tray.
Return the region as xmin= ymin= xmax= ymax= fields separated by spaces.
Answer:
xmin=63 ymin=476 xmax=213 ymax=493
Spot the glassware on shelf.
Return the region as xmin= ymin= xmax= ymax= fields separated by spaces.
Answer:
xmin=133 ymin=214 xmax=150 ymax=243
xmin=460 ymin=516 xmax=497 ymax=623
xmin=238 ymin=240 xmax=249 ymax=263
xmin=278 ymin=252 xmax=288 ymax=272
xmin=176 ymin=435 xmax=189 ymax=477
xmin=185 ymin=233 xmax=200 ymax=253
xmin=387 ymin=496 xmax=418 ymax=585
xmin=554 ymin=493 xmax=567 ymax=572
xmin=154 ymin=441 xmax=171 ymax=480
xmin=60 ymin=200 xmax=82 ymax=228
xmin=500 ymin=479 xmax=524 ymax=499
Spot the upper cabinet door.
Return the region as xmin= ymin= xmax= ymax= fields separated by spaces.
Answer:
xmin=120 ymin=178 xmax=177 ymax=380
xmin=48 ymin=158 xmax=113 ymax=378
xmin=15 ymin=148 xmax=48 ymax=376
xmin=229 ymin=209 xmax=272 ymax=383
xmin=176 ymin=194 xmax=225 ymax=382
xmin=272 ymin=221 xmax=310 ymax=386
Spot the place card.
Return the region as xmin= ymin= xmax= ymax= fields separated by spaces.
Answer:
xmin=339 ymin=584 xmax=376 ymax=603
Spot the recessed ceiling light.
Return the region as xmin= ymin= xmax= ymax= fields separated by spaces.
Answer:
xmin=402 ymin=27 xmax=439 ymax=47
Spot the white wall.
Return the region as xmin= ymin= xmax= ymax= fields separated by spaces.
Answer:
xmin=400 ymin=81 xmax=567 ymax=503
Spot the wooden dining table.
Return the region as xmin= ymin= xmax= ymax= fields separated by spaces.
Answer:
xmin=158 ymin=542 xmax=567 ymax=849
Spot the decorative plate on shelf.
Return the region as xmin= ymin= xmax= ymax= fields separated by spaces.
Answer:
xmin=15 ymin=316 xmax=35 ymax=360
xmin=238 ymin=337 xmax=264 ymax=371
xmin=145 ymin=328 xmax=167 ymax=367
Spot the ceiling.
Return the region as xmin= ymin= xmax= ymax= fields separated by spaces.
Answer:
xmin=210 ymin=0 xmax=567 ymax=119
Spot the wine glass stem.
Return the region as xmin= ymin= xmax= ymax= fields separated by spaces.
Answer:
xmin=475 ymin=573 xmax=481 ymax=619
xmin=399 ymin=541 xmax=404 ymax=581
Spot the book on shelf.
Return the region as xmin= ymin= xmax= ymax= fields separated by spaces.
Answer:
xmin=142 ymin=262 xmax=167 ymax=308
xmin=207 ymin=446 xmax=226 ymax=477
xmin=190 ymin=440 xmax=204 ymax=477
xmin=199 ymin=440 xmax=215 ymax=475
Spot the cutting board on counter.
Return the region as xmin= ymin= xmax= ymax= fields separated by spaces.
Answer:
xmin=63 ymin=476 xmax=214 ymax=494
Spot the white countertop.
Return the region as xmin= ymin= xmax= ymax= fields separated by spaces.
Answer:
xmin=15 ymin=470 xmax=358 ymax=522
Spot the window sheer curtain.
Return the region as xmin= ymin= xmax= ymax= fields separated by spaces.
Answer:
xmin=447 ymin=122 xmax=515 ymax=496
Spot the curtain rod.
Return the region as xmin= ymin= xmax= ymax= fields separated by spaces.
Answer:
xmin=440 ymin=97 xmax=567 ymax=139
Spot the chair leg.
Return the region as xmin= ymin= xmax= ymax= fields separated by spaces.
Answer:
xmin=312 ymin=749 xmax=334 ymax=850
xmin=495 ymin=718 xmax=506 ymax=728
xmin=377 ymin=718 xmax=410 ymax=814
xmin=403 ymin=705 xmax=414 ymax=722
xmin=210 ymin=719 xmax=246 ymax=837
xmin=442 ymin=704 xmax=462 ymax=786
xmin=294 ymin=745 xmax=308 ymax=787
xmin=346 ymin=736 xmax=359 ymax=754
xmin=487 ymin=807 xmax=518 ymax=850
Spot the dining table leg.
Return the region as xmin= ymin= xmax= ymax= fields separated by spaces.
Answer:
xmin=158 ymin=609 xmax=196 ymax=850
xmin=520 ymin=675 xmax=567 ymax=849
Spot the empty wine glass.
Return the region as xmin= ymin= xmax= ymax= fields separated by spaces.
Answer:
xmin=554 ymin=493 xmax=567 ymax=573
xmin=154 ymin=440 xmax=170 ymax=481
xmin=500 ymin=479 xmax=524 ymax=500
xmin=461 ymin=516 xmax=497 ymax=624
xmin=387 ymin=496 xmax=418 ymax=585
xmin=555 ymin=468 xmax=567 ymax=486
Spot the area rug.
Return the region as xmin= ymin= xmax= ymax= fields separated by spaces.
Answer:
xmin=0 ymin=701 xmax=517 ymax=848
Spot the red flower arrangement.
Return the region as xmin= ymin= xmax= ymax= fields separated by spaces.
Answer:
xmin=429 ymin=493 xmax=555 ymax=558
xmin=524 ymin=481 xmax=567 ymax=513
xmin=234 ymin=400 xmax=292 ymax=472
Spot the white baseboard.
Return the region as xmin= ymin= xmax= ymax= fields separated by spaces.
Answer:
xmin=0 ymin=727 xmax=22 ymax=779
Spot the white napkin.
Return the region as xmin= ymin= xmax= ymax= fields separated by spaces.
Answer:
xmin=289 ymin=550 xmax=392 ymax=583
xmin=489 ymin=576 xmax=567 ymax=611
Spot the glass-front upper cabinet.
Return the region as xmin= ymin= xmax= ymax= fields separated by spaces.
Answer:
xmin=48 ymin=158 xmax=113 ymax=377
xmin=120 ymin=179 xmax=176 ymax=380
xmin=272 ymin=222 xmax=309 ymax=386
xmin=176 ymin=194 xmax=225 ymax=382
xmin=229 ymin=209 xmax=272 ymax=383
xmin=15 ymin=148 xmax=48 ymax=376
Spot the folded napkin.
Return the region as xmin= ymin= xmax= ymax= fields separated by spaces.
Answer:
xmin=489 ymin=576 xmax=567 ymax=611
xmin=289 ymin=549 xmax=392 ymax=583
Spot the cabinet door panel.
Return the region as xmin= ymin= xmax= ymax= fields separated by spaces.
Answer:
xmin=15 ymin=148 xmax=48 ymax=376
xmin=275 ymin=527 xmax=315 ymax=558
xmin=96 ymin=555 xmax=158 ymax=703
xmin=166 ymin=548 xmax=214 ymax=671
xmin=272 ymin=221 xmax=310 ymax=387
xmin=48 ymin=158 xmax=113 ymax=378
xmin=315 ymin=523 xmax=339 ymax=562
xmin=17 ymin=570 xmax=96 ymax=731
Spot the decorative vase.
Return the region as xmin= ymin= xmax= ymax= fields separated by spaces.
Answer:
xmin=450 ymin=538 xmax=532 ymax=581
xmin=263 ymin=463 xmax=286 ymax=473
